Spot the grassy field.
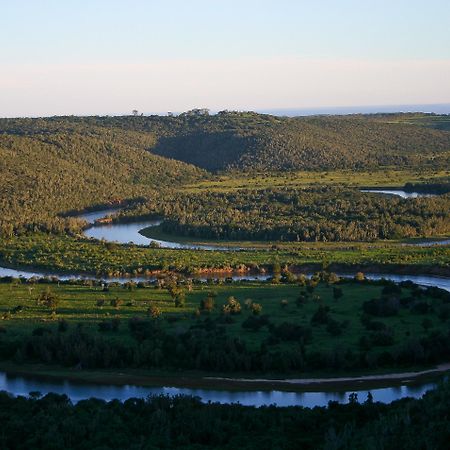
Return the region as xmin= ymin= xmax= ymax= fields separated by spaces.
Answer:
xmin=184 ymin=168 xmax=450 ymax=193
xmin=383 ymin=114 xmax=450 ymax=131
xmin=1 ymin=279 xmax=449 ymax=370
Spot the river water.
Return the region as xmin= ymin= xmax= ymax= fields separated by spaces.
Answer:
xmin=81 ymin=208 xmax=450 ymax=250
xmin=0 ymin=371 xmax=441 ymax=407
xmin=360 ymin=189 xmax=436 ymax=198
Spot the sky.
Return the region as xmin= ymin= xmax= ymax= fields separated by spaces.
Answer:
xmin=1 ymin=0 xmax=450 ymax=117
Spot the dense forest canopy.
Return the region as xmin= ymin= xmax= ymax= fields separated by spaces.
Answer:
xmin=131 ymin=187 xmax=450 ymax=242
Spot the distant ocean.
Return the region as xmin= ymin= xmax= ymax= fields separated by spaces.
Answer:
xmin=258 ymin=104 xmax=450 ymax=117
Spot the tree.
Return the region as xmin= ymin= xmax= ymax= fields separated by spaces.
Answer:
xmin=148 ymin=305 xmax=162 ymax=319
xmin=36 ymin=288 xmax=59 ymax=310
xmin=174 ymin=291 xmax=186 ymax=308
xmin=333 ymin=287 xmax=343 ymax=301
xmin=110 ymin=297 xmax=123 ymax=309
xmin=422 ymin=318 xmax=433 ymax=331
xmin=200 ymin=296 xmax=215 ymax=312
xmin=223 ymin=297 xmax=241 ymax=315
xmin=251 ymin=303 xmax=262 ymax=315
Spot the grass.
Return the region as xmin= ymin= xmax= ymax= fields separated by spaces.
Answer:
xmin=183 ymin=168 xmax=450 ymax=193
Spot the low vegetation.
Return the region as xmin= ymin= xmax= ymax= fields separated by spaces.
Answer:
xmin=1 ymin=276 xmax=449 ymax=375
xmin=1 ymin=232 xmax=449 ymax=277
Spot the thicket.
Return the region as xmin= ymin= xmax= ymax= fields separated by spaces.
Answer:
xmin=140 ymin=187 xmax=450 ymax=242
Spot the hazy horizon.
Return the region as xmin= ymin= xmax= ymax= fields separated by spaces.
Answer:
xmin=1 ymin=0 xmax=449 ymax=117
xmin=2 ymin=102 xmax=449 ymax=119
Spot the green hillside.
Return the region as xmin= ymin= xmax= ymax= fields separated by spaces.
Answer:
xmin=78 ymin=111 xmax=450 ymax=172
xmin=0 ymin=123 xmax=205 ymax=235
xmin=1 ymin=112 xmax=449 ymax=237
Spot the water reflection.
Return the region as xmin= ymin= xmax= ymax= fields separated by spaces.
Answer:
xmin=0 ymin=371 xmax=439 ymax=407
xmin=0 ymin=266 xmax=449 ymax=292
xmin=84 ymin=220 xmax=233 ymax=250
xmin=76 ymin=208 xmax=122 ymax=224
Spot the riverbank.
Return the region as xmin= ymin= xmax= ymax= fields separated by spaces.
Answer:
xmin=1 ymin=259 xmax=450 ymax=284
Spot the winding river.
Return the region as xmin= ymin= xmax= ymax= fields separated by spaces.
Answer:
xmin=0 ymin=205 xmax=449 ymax=406
xmin=0 ymin=371 xmax=441 ymax=407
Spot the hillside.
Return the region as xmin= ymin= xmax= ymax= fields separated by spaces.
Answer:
xmin=147 ymin=113 xmax=450 ymax=172
xmin=64 ymin=111 xmax=450 ymax=172
xmin=0 ymin=123 xmax=205 ymax=235
xmin=2 ymin=112 xmax=449 ymax=174
xmin=1 ymin=112 xmax=449 ymax=237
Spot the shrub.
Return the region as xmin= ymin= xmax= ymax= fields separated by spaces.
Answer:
xmin=363 ymin=297 xmax=399 ymax=317
xmin=271 ymin=322 xmax=312 ymax=342
xmin=370 ymin=329 xmax=394 ymax=346
xmin=200 ymin=296 xmax=215 ymax=312
xmin=251 ymin=303 xmax=263 ymax=315
xmin=311 ymin=305 xmax=330 ymax=325
xmin=148 ymin=305 xmax=162 ymax=319
xmin=110 ymin=298 xmax=123 ymax=309
xmin=57 ymin=319 xmax=69 ymax=333
xmin=242 ymin=315 xmax=270 ymax=331
xmin=326 ymin=318 xmax=343 ymax=336
xmin=36 ymin=288 xmax=59 ymax=309
xmin=222 ymin=297 xmax=241 ymax=315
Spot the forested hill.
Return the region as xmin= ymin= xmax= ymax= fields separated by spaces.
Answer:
xmin=146 ymin=112 xmax=450 ymax=172
xmin=2 ymin=112 xmax=449 ymax=173
xmin=0 ymin=124 xmax=205 ymax=234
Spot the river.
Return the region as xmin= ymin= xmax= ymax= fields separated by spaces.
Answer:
xmin=360 ymin=189 xmax=436 ymax=198
xmin=80 ymin=208 xmax=450 ymax=250
xmin=0 ymin=371 xmax=442 ymax=407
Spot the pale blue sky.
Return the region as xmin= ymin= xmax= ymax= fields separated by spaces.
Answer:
xmin=1 ymin=0 xmax=450 ymax=116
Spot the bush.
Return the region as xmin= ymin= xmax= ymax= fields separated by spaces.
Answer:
xmin=326 ymin=318 xmax=343 ymax=336
xmin=411 ymin=301 xmax=432 ymax=314
xmin=370 ymin=329 xmax=394 ymax=346
xmin=36 ymin=288 xmax=59 ymax=309
xmin=32 ymin=327 xmax=51 ymax=336
xmin=251 ymin=303 xmax=262 ymax=315
xmin=222 ymin=297 xmax=241 ymax=315
xmin=333 ymin=287 xmax=343 ymax=300
xmin=200 ymin=296 xmax=215 ymax=312
xmin=98 ymin=319 xmax=120 ymax=332
xmin=57 ymin=319 xmax=69 ymax=332
xmin=271 ymin=322 xmax=312 ymax=342
xmin=311 ymin=305 xmax=330 ymax=325
xmin=110 ymin=298 xmax=123 ymax=309
xmin=363 ymin=297 xmax=399 ymax=317
xmin=242 ymin=315 xmax=270 ymax=331
xmin=148 ymin=305 xmax=162 ymax=319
